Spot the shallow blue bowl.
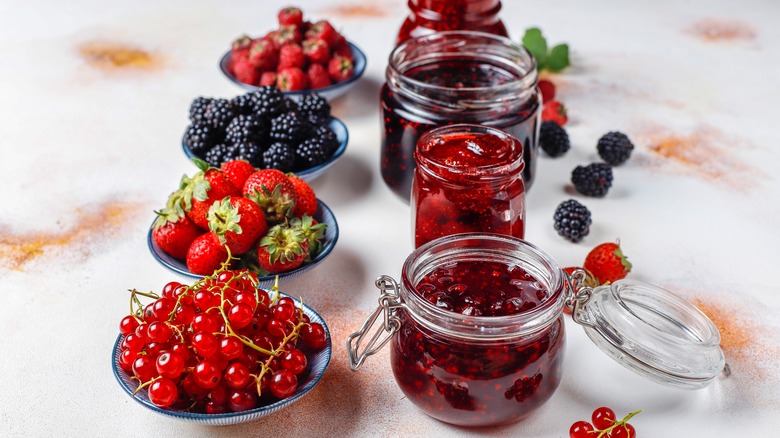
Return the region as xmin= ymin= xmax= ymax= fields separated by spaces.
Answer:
xmin=148 ymin=199 xmax=338 ymax=285
xmin=112 ymin=293 xmax=332 ymax=425
xmin=182 ymin=117 xmax=348 ymax=182
xmin=219 ymin=42 xmax=367 ymax=101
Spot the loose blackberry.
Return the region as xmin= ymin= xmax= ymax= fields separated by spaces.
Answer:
xmin=230 ymin=93 xmax=256 ymax=115
xmin=233 ymin=141 xmax=264 ymax=167
xmin=219 ymin=144 xmax=242 ymax=166
xmin=597 ymin=131 xmax=634 ymax=165
xmin=295 ymin=137 xmax=328 ymax=170
xmin=248 ymin=86 xmax=287 ymax=120
xmin=571 ymin=163 xmax=613 ymax=197
xmin=270 ymin=112 xmax=313 ymax=145
xmin=183 ymin=123 xmax=217 ymax=156
xmin=225 ymin=115 xmax=267 ymax=145
xmin=539 ymin=121 xmax=570 ymax=157
xmin=262 ymin=142 xmax=295 ymax=172
xmin=203 ymin=99 xmax=236 ymax=131
xmin=204 ymin=143 xmax=230 ymax=167
xmin=553 ymin=199 xmax=592 ymax=242
xmin=315 ymin=125 xmax=339 ymax=156
xmin=297 ymin=94 xmax=331 ymax=126
xmin=189 ymin=97 xmax=213 ymax=123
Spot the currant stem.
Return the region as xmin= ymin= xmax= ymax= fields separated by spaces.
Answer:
xmin=594 ymin=409 xmax=642 ymax=438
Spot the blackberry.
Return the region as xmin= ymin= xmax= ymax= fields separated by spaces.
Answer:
xmin=230 ymin=93 xmax=256 ymax=116
xmin=189 ymin=97 xmax=213 ymax=123
xmin=183 ymin=123 xmax=217 ymax=156
xmin=295 ymin=137 xmax=328 ymax=170
xmin=262 ymin=142 xmax=295 ymax=172
xmin=539 ymin=121 xmax=570 ymax=157
xmin=315 ymin=125 xmax=339 ymax=156
xmin=597 ymin=131 xmax=634 ymax=165
xmin=553 ymin=199 xmax=592 ymax=242
xmin=248 ymin=86 xmax=287 ymax=120
xmin=233 ymin=141 xmax=263 ymax=167
xmin=225 ymin=115 xmax=267 ymax=145
xmin=297 ymin=94 xmax=331 ymax=126
xmin=204 ymin=143 xmax=230 ymax=167
xmin=270 ymin=112 xmax=312 ymax=145
xmin=571 ymin=163 xmax=613 ymax=197
xmin=203 ymin=99 xmax=236 ymax=131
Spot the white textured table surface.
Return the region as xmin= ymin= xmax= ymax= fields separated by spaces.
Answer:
xmin=1 ymin=0 xmax=779 ymax=436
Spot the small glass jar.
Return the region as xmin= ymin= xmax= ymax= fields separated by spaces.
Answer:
xmin=348 ymin=234 xmax=726 ymax=427
xmin=396 ymin=0 xmax=508 ymax=44
xmin=380 ymin=31 xmax=541 ymax=202
xmin=412 ymin=124 xmax=525 ymax=248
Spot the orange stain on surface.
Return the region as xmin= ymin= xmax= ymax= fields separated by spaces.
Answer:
xmin=322 ymin=3 xmax=391 ymax=18
xmin=78 ymin=42 xmax=161 ymax=70
xmin=0 ymin=201 xmax=142 ymax=270
xmin=687 ymin=19 xmax=757 ymax=42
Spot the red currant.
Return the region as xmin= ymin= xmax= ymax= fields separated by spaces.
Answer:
xmin=156 ymin=351 xmax=185 ymax=379
xmin=252 ymin=331 xmax=275 ymax=350
xmin=224 ymin=363 xmax=251 ymax=389
xmin=209 ymin=384 xmax=229 ymax=405
xmin=300 ymin=323 xmax=328 ymax=349
xmin=174 ymin=304 xmax=195 ymax=325
xmin=610 ymin=424 xmax=636 ymax=438
xmin=272 ymin=303 xmax=295 ymax=322
xmin=228 ymin=303 xmax=254 ymax=329
xmin=134 ymin=323 xmax=149 ymax=340
xmin=276 ymin=297 xmax=295 ymax=307
xmin=148 ymin=378 xmax=178 ymax=407
xmin=569 ymin=421 xmax=595 ymax=438
xmin=119 ymin=315 xmax=139 ymax=335
xmin=192 ymin=332 xmax=219 ymax=358
xmin=228 ymin=389 xmax=256 ymax=412
xmin=146 ymin=341 xmax=168 ymax=359
xmin=181 ymin=373 xmax=209 ymax=399
xmin=235 ymin=350 xmax=259 ymax=368
xmin=219 ymin=337 xmax=244 ymax=361
xmin=122 ymin=333 xmax=145 ymax=352
xmin=146 ymin=321 xmax=173 ymax=343
xmin=143 ymin=303 xmax=157 ymax=322
xmin=193 ymin=290 xmax=216 ymax=310
xmin=234 ymin=291 xmax=257 ymax=310
xmin=162 ymin=281 xmax=182 ymax=299
xmin=205 ymin=401 xmax=227 ymax=414
xmin=119 ymin=349 xmax=137 ymax=372
xmin=269 ymin=370 xmax=298 ymax=399
xmin=193 ymin=360 xmax=221 ymax=389
xmin=247 ymin=309 xmax=271 ymax=333
xmin=592 ymin=406 xmax=616 ymax=430
xmin=266 ymin=318 xmax=289 ymax=339
xmin=191 ymin=312 xmax=219 ymax=334
xmin=172 ymin=284 xmax=193 ymax=305
xmin=132 ymin=355 xmax=158 ymax=382
xmin=256 ymin=290 xmax=270 ymax=309
xmin=281 ymin=348 xmax=307 ymax=375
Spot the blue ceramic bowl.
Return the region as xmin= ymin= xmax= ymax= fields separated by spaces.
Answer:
xmin=148 ymin=199 xmax=339 ymax=285
xmin=112 ymin=293 xmax=332 ymax=425
xmin=219 ymin=42 xmax=367 ymax=101
xmin=182 ymin=117 xmax=348 ymax=183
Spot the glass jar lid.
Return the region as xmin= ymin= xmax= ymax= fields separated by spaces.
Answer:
xmin=571 ymin=279 xmax=725 ymax=390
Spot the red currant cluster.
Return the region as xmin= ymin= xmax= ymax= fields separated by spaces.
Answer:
xmin=570 ymin=407 xmax=641 ymax=438
xmin=117 ymin=265 xmax=328 ymax=413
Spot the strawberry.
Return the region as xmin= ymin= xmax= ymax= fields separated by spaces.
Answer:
xmin=179 ymin=158 xmax=241 ymax=230
xmin=290 ymin=215 xmax=326 ymax=259
xmin=256 ymin=224 xmax=309 ymax=274
xmin=229 ymin=35 xmax=252 ymax=72
xmin=273 ymin=25 xmax=303 ymax=47
xmin=232 ymin=57 xmax=259 ymax=85
xmin=152 ymin=208 xmax=203 ymax=260
xmin=278 ymin=7 xmax=304 ymax=27
xmin=248 ymin=38 xmax=278 ymax=71
xmin=208 ymin=197 xmax=267 ymax=255
xmin=583 ymin=242 xmax=632 ymax=285
xmin=287 ymin=174 xmax=317 ymax=217
xmin=331 ymin=32 xmax=349 ymax=51
xmin=260 ymin=71 xmax=277 ymax=86
xmin=243 ymin=169 xmax=298 ymax=225
xmin=333 ymin=43 xmax=353 ymax=61
xmin=276 ymin=67 xmax=308 ymax=91
xmin=305 ymin=20 xmax=338 ymax=47
xmin=306 ymin=63 xmax=331 ymax=89
xmin=302 ymin=38 xmax=330 ymax=65
xmin=220 ymin=159 xmax=255 ymax=190
xmin=278 ymin=43 xmax=305 ymax=70
xmin=186 ymin=232 xmax=230 ymax=275
xmin=328 ymin=55 xmax=354 ymax=83
xmin=538 ymin=79 xmax=556 ymax=102
xmin=542 ymin=100 xmax=568 ymax=126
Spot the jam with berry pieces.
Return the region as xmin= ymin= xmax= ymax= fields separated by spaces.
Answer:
xmin=412 ymin=124 xmax=525 ymax=248
xmin=396 ymin=0 xmax=508 ymax=44
xmin=390 ymin=234 xmax=566 ymax=426
xmin=381 ymin=32 xmax=540 ymax=202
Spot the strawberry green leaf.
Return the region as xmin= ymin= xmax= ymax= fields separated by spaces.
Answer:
xmin=546 ymin=44 xmax=570 ymax=72
xmin=191 ymin=157 xmax=210 ymax=172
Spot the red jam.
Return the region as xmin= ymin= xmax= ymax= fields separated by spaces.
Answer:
xmin=396 ymin=0 xmax=508 ymax=44
xmin=412 ymin=125 xmax=525 ymax=248
xmin=391 ymin=258 xmax=565 ymax=426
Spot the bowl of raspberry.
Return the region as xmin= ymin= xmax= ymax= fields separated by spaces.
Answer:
xmin=219 ymin=7 xmax=367 ymax=101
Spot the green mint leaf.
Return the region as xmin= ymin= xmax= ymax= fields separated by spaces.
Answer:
xmin=546 ymin=44 xmax=570 ymax=72
xmin=522 ymin=27 xmax=548 ymax=65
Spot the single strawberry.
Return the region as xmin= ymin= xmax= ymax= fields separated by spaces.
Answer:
xmin=328 ymin=55 xmax=354 ymax=83
xmin=287 ymin=174 xmax=317 ymax=217
xmin=243 ymin=169 xmax=298 ymax=225
xmin=260 ymin=71 xmax=277 ymax=86
xmin=538 ymin=79 xmax=556 ymax=102
xmin=542 ymin=100 xmax=568 ymax=126
xmin=305 ymin=20 xmax=338 ymax=47
xmin=333 ymin=43 xmax=353 ymax=61
xmin=583 ymin=242 xmax=632 ymax=285
xmin=278 ymin=43 xmax=305 ymax=70
xmin=278 ymin=6 xmax=304 ymax=27
xmin=302 ymin=38 xmax=330 ymax=65
xmin=229 ymin=35 xmax=252 ymax=73
xmin=186 ymin=232 xmax=230 ymax=275
xmin=256 ymin=224 xmax=309 ymax=274
xmin=232 ymin=57 xmax=259 ymax=85
xmin=208 ymin=197 xmax=267 ymax=255
xmin=220 ymin=159 xmax=255 ymax=190
xmin=248 ymin=38 xmax=278 ymax=71
xmin=306 ymin=63 xmax=331 ymax=89
xmin=331 ymin=32 xmax=349 ymax=51
xmin=152 ymin=208 xmax=203 ymax=260
xmin=180 ymin=158 xmax=241 ymax=230
xmin=276 ymin=67 xmax=308 ymax=91
xmin=273 ymin=24 xmax=303 ymax=47
xmin=289 ymin=215 xmax=326 ymax=260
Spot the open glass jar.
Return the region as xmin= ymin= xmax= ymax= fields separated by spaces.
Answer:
xmin=348 ymin=234 xmax=726 ymax=427
xmin=396 ymin=0 xmax=508 ymax=44
xmin=380 ymin=31 xmax=541 ymax=202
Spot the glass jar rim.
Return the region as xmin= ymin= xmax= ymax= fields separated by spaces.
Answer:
xmin=400 ymin=233 xmax=564 ymax=340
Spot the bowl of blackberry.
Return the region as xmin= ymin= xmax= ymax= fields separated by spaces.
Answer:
xmin=183 ymin=86 xmax=347 ymax=182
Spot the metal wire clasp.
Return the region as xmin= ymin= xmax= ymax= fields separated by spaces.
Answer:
xmin=347 ymin=275 xmax=404 ymax=371
xmin=564 ymin=268 xmax=596 ymax=328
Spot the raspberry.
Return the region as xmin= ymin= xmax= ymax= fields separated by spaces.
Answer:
xmin=302 ymin=38 xmax=330 ymax=65
xmin=248 ymin=38 xmax=278 ymax=71
xmin=262 ymin=142 xmax=295 ymax=172
xmin=277 ymin=67 xmax=308 ymax=91
xmin=183 ymin=123 xmax=217 ymax=155
xmin=278 ymin=44 xmax=305 ymax=70
xmin=571 ymin=163 xmax=613 ymax=197
xmin=305 ymin=20 xmax=337 ymax=46
xmin=259 ymin=72 xmax=277 ymax=86
xmin=278 ymin=7 xmax=304 ymax=27
xmin=553 ymin=199 xmax=592 ymax=242
xmin=539 ymin=121 xmax=570 ymax=157
xmin=327 ymin=55 xmax=354 ymax=82
xmin=597 ymin=131 xmax=635 ymax=166
xmin=306 ymin=63 xmax=332 ymax=89
xmin=296 ymin=94 xmax=331 ymax=126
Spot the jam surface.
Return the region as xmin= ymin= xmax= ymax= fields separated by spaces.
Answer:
xmin=406 ymin=61 xmax=516 ymax=88
xmin=391 ymin=260 xmax=565 ymax=426
xmin=420 ymin=130 xmax=516 ymax=169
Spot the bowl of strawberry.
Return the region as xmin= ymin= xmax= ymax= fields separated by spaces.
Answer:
xmin=148 ymin=159 xmax=338 ymax=285
xmin=112 ymin=268 xmax=331 ymax=424
xmin=220 ymin=6 xmax=366 ymax=100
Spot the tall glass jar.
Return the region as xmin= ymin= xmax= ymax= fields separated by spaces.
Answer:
xmin=412 ymin=124 xmax=525 ymax=248
xmin=396 ymin=0 xmax=508 ymax=44
xmin=380 ymin=31 xmax=541 ymax=202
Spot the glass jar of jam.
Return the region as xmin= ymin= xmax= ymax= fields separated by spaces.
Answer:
xmin=396 ymin=0 xmax=508 ymax=44
xmin=348 ymin=234 xmax=726 ymax=427
xmin=412 ymin=124 xmax=525 ymax=248
xmin=381 ymin=31 xmax=540 ymax=202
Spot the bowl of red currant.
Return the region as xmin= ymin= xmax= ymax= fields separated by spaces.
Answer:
xmin=112 ymin=269 xmax=331 ymax=425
